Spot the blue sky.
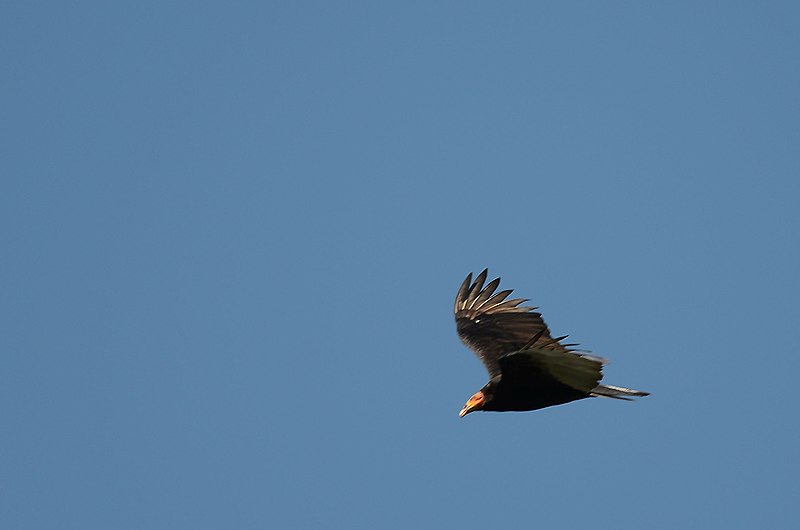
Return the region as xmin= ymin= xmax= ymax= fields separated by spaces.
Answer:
xmin=3 ymin=2 xmax=799 ymax=529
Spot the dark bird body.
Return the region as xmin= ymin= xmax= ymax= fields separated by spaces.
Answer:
xmin=455 ymin=269 xmax=649 ymax=416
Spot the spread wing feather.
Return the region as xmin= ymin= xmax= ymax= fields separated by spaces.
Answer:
xmin=498 ymin=347 xmax=604 ymax=394
xmin=454 ymin=269 xmax=566 ymax=378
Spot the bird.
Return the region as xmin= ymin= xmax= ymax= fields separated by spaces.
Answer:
xmin=455 ymin=269 xmax=649 ymax=416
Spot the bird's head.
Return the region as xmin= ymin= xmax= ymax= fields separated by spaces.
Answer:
xmin=459 ymin=390 xmax=486 ymax=417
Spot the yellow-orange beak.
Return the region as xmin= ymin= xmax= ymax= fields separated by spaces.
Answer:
xmin=459 ymin=391 xmax=485 ymax=417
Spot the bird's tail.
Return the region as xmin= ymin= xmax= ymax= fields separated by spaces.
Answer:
xmin=591 ymin=384 xmax=650 ymax=401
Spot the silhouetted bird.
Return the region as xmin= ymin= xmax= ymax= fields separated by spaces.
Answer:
xmin=455 ymin=269 xmax=649 ymax=416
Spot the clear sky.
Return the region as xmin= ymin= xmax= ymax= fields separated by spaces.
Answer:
xmin=3 ymin=2 xmax=799 ymax=529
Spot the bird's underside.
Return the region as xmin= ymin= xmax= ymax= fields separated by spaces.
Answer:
xmin=454 ymin=269 xmax=649 ymax=416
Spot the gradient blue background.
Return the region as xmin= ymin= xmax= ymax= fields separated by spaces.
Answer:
xmin=3 ymin=2 xmax=799 ymax=529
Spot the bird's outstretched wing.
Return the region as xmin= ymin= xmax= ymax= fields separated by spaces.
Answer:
xmin=498 ymin=346 xmax=604 ymax=395
xmin=454 ymin=269 xmax=563 ymax=378
xmin=497 ymin=346 xmax=649 ymax=407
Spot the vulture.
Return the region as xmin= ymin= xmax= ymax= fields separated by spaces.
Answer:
xmin=455 ymin=269 xmax=649 ymax=416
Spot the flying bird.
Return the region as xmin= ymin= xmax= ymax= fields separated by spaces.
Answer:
xmin=455 ymin=269 xmax=649 ymax=416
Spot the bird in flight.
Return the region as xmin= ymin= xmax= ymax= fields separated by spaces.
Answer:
xmin=455 ymin=269 xmax=649 ymax=416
